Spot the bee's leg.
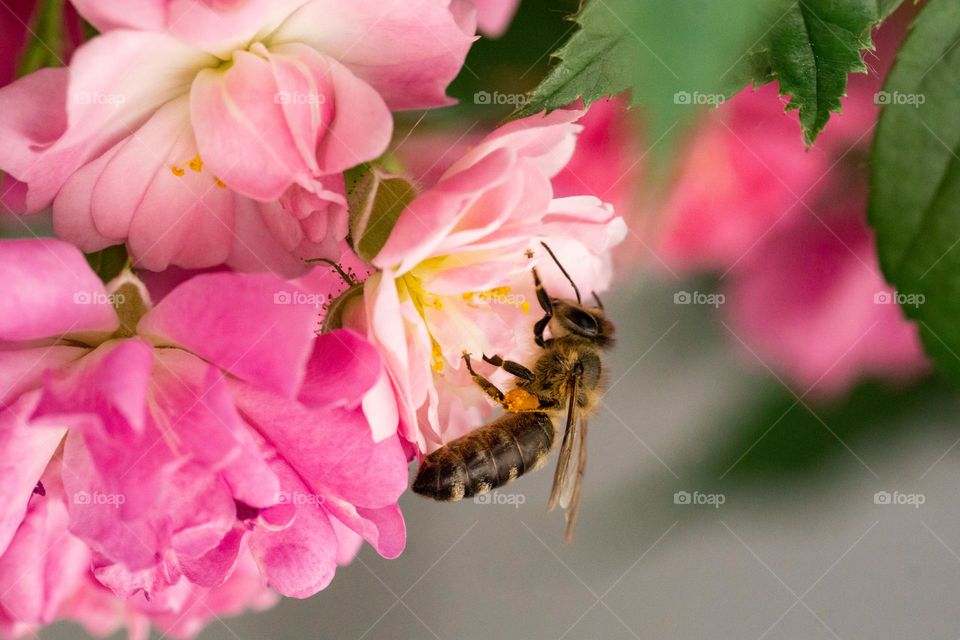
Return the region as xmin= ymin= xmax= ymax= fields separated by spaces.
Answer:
xmin=532 ymin=268 xmax=553 ymax=348
xmin=482 ymin=353 xmax=535 ymax=381
xmin=462 ymin=353 xmax=505 ymax=404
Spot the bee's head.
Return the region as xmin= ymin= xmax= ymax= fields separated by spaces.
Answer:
xmin=549 ymin=298 xmax=616 ymax=348
xmin=532 ymin=242 xmax=616 ymax=349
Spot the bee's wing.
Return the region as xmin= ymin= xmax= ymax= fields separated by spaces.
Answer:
xmin=548 ymin=374 xmax=579 ymax=512
xmin=562 ymin=415 xmax=588 ymax=543
xmin=548 ymin=374 xmax=589 ymax=542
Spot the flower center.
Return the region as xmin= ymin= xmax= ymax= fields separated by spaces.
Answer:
xmin=397 ymin=273 xmax=446 ymax=372
xmin=108 ymin=273 xmax=152 ymax=339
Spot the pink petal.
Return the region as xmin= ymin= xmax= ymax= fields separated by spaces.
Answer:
xmin=54 ymin=96 xmax=237 ymax=270
xmin=150 ymin=349 xmax=281 ymax=508
xmin=373 ymin=147 xmax=515 ymax=272
xmin=473 ymin=0 xmax=519 ymax=36
xmin=272 ymin=0 xmax=476 ymax=110
xmin=0 ymin=487 xmax=90 ymax=623
xmin=248 ymin=461 xmax=338 ymax=598
xmin=0 ymin=68 xmax=70 ymax=211
xmin=177 ymin=526 xmax=245 ymax=589
xmin=322 ymin=499 xmax=406 ymax=559
xmin=232 ymin=382 xmax=408 ymax=508
xmin=70 ymin=0 xmax=165 ymax=32
xmin=190 ymin=48 xmax=316 ymax=201
xmin=227 ymin=197 xmax=307 ymax=276
xmin=138 ymin=272 xmax=317 ymax=397
xmin=0 ymin=238 xmax=119 ymax=341
xmin=298 ymin=329 xmax=382 ymax=409
xmin=0 ymin=345 xmax=86 ymax=407
xmin=32 ymin=339 xmax=154 ymax=436
xmin=277 ymin=47 xmax=392 ymax=173
xmin=0 ymin=392 xmax=65 ymax=557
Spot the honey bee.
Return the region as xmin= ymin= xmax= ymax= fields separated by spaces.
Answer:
xmin=412 ymin=243 xmax=615 ymax=541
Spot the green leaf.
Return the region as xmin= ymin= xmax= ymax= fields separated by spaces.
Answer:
xmin=724 ymin=0 xmax=904 ymax=145
xmin=346 ymin=165 xmax=417 ymax=263
xmin=514 ymin=0 xmax=771 ymax=149
xmin=869 ymin=0 xmax=960 ymax=383
xmin=17 ymin=0 xmax=66 ymax=77
xmin=84 ymin=245 xmax=129 ymax=284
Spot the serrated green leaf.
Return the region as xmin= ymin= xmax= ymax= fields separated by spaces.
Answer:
xmin=724 ymin=0 xmax=904 ymax=145
xmin=514 ymin=0 xmax=770 ymax=150
xmin=868 ymin=0 xmax=960 ymax=383
xmin=346 ymin=165 xmax=417 ymax=262
xmin=84 ymin=245 xmax=129 ymax=284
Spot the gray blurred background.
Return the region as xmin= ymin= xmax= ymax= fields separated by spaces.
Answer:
xmin=42 ymin=278 xmax=960 ymax=639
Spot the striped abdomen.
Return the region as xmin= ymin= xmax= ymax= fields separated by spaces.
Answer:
xmin=412 ymin=411 xmax=556 ymax=501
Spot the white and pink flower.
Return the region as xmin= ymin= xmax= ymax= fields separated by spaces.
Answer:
xmin=358 ymin=109 xmax=626 ymax=451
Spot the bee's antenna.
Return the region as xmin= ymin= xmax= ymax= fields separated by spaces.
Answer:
xmin=539 ymin=242 xmax=581 ymax=303
xmin=592 ymin=291 xmax=604 ymax=310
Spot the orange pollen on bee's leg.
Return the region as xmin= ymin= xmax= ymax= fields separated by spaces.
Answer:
xmin=503 ymin=388 xmax=540 ymax=412
xmin=188 ymin=155 xmax=203 ymax=172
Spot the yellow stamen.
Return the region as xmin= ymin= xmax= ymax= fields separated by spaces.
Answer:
xmin=214 ymin=177 xmax=227 ymax=189
xmin=431 ymin=341 xmax=444 ymax=372
xmin=188 ymin=155 xmax=203 ymax=172
xmin=170 ymin=165 xmax=185 ymax=177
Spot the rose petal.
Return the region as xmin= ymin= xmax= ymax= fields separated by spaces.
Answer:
xmin=272 ymin=0 xmax=476 ymax=110
xmin=138 ymin=272 xmax=317 ymax=397
xmin=0 ymin=238 xmax=119 ymax=341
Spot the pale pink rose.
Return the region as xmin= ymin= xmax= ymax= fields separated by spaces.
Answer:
xmin=362 ymin=109 xmax=626 ymax=452
xmin=0 ymin=0 xmax=476 ymax=274
xmin=0 ymin=238 xmax=406 ymax=636
xmin=472 ymin=0 xmax=520 ymax=37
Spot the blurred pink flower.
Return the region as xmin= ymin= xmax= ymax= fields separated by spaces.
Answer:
xmin=0 ymin=238 xmax=406 ymax=636
xmin=362 ymin=109 xmax=626 ymax=452
xmin=724 ymin=203 xmax=928 ymax=396
xmin=651 ymin=11 xmax=928 ymax=394
xmin=0 ymin=0 xmax=475 ymax=274
xmin=655 ymin=83 xmax=827 ymax=272
xmin=472 ymin=0 xmax=520 ymax=37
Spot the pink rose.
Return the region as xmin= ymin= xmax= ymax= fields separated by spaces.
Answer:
xmin=0 ymin=0 xmax=476 ymax=274
xmin=361 ymin=109 xmax=626 ymax=451
xmin=0 ymin=238 xmax=406 ymax=636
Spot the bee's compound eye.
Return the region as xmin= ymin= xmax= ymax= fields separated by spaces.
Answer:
xmin=564 ymin=306 xmax=599 ymax=337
